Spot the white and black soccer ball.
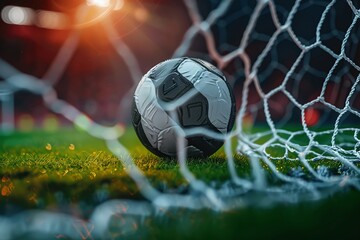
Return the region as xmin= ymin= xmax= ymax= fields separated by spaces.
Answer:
xmin=132 ymin=58 xmax=236 ymax=158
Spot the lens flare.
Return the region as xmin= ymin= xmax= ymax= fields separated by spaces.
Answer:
xmin=86 ymin=0 xmax=123 ymax=10
xmin=37 ymin=10 xmax=69 ymax=29
xmin=1 ymin=6 xmax=34 ymax=25
xmin=87 ymin=0 xmax=111 ymax=8
xmin=75 ymin=0 xmax=121 ymax=29
xmin=134 ymin=8 xmax=149 ymax=22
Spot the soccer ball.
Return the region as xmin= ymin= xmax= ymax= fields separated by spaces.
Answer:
xmin=132 ymin=58 xmax=236 ymax=158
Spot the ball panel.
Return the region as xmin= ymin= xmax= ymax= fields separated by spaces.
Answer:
xmin=186 ymin=135 xmax=223 ymax=157
xmin=158 ymin=126 xmax=182 ymax=156
xmin=141 ymin=118 xmax=160 ymax=148
xmin=131 ymin=100 xmax=142 ymax=127
xmin=194 ymin=77 xmax=221 ymax=98
xmin=177 ymin=59 xmax=233 ymax=133
xmin=208 ymin=99 xmax=231 ymax=134
xmin=132 ymin=101 xmax=168 ymax=158
xmin=134 ymin=76 xmax=177 ymax=155
xmin=144 ymin=105 xmax=172 ymax=132
xmin=222 ymin=75 xmax=236 ymax=132
xmin=148 ymin=58 xmax=185 ymax=85
xmin=134 ymin=77 xmax=156 ymax=115
xmin=184 ymin=145 xmax=204 ymax=157
xmin=135 ymin=77 xmax=174 ymax=132
xmin=177 ymin=59 xmax=204 ymax=85
xmin=191 ymin=58 xmax=225 ymax=79
xmin=177 ymin=92 xmax=209 ymax=127
xmin=157 ymin=72 xmax=192 ymax=102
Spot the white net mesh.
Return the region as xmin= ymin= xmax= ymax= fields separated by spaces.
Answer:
xmin=1 ymin=0 xmax=360 ymax=238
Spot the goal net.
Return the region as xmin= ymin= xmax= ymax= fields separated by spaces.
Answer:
xmin=164 ymin=0 xmax=360 ymax=208
xmin=0 ymin=0 xmax=360 ymax=238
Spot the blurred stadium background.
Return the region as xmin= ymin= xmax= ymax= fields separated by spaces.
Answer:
xmin=0 ymin=0 xmax=192 ymax=129
xmin=1 ymin=1 xmax=360 ymax=134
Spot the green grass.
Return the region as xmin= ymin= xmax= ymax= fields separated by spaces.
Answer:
xmin=0 ymin=128 xmax=250 ymax=209
xmin=0 ymin=127 xmax=359 ymax=239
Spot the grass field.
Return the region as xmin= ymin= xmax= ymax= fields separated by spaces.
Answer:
xmin=1 ymin=127 xmax=360 ymax=239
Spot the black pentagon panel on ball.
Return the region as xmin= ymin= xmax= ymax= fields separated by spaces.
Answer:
xmin=187 ymin=135 xmax=224 ymax=157
xmin=157 ymin=72 xmax=192 ymax=102
xmin=177 ymin=92 xmax=209 ymax=127
xmin=131 ymin=100 xmax=142 ymax=127
xmin=174 ymin=87 xmax=225 ymax=157
xmin=224 ymin=78 xmax=236 ymax=132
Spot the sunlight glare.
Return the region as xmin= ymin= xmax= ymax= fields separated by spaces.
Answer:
xmin=87 ymin=0 xmax=111 ymax=8
xmin=86 ymin=0 xmax=124 ymax=10
xmin=1 ymin=6 xmax=34 ymax=25
xmin=37 ymin=10 xmax=68 ymax=29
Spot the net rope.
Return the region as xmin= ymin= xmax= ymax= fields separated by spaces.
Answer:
xmin=1 ymin=0 xmax=360 ymax=238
